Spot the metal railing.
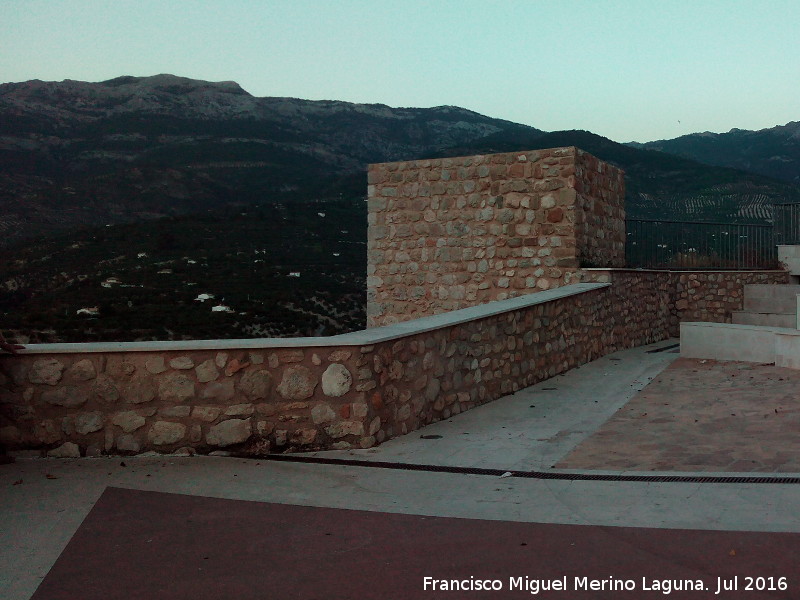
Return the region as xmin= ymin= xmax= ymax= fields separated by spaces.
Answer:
xmin=774 ymin=202 xmax=800 ymax=245
xmin=626 ymin=219 xmax=778 ymax=270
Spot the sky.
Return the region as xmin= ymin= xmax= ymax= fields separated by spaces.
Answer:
xmin=1 ymin=0 xmax=798 ymax=143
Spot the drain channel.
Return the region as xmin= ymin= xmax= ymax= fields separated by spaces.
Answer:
xmin=646 ymin=343 xmax=680 ymax=353
xmin=262 ymin=454 xmax=800 ymax=484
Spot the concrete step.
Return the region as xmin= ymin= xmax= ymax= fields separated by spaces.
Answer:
xmin=743 ymin=284 xmax=800 ymax=313
xmin=731 ymin=311 xmax=797 ymax=328
xmin=681 ymin=322 xmax=789 ymax=363
xmin=683 ymin=321 xmax=800 ymax=369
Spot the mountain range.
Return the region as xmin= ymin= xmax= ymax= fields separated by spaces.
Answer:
xmin=632 ymin=122 xmax=800 ymax=185
xmin=2 ymin=74 xmax=799 ymax=248
xmin=0 ymin=74 xmax=539 ymax=246
xmin=2 ymin=74 xmax=800 ymax=342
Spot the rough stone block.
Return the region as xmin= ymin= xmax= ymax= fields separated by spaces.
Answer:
xmin=29 ymin=358 xmax=65 ymax=385
xmin=238 ymin=369 xmax=271 ymax=400
xmin=169 ymin=356 xmax=195 ymax=370
xmin=277 ymin=366 xmax=317 ymax=400
xmin=158 ymin=373 xmax=195 ymax=402
xmin=117 ymin=434 xmax=140 ymax=453
xmin=195 ymin=359 xmax=219 ymax=383
xmin=122 ymin=375 xmax=156 ymax=404
xmin=225 ymin=403 xmax=254 ymax=416
xmin=321 ymin=364 xmax=352 ymax=397
xmin=48 ymin=442 xmax=80 ymax=458
xmin=325 ymin=421 xmax=364 ymax=439
xmin=160 ymin=406 xmax=191 ymax=418
xmin=42 ymin=386 xmax=88 ymax=407
xmin=206 ymin=418 xmax=252 ymax=447
xmin=147 ymin=421 xmax=186 ymax=445
xmin=68 ymin=359 xmax=97 ymax=382
xmin=75 ymin=412 xmax=103 ymax=435
xmin=112 ymin=411 xmax=146 ymax=433
xmin=145 ymin=356 xmax=167 ymax=374
xmin=311 ymin=403 xmax=336 ymax=424
xmin=93 ymin=374 xmax=120 ymax=403
xmin=192 ymin=406 xmax=222 ymax=422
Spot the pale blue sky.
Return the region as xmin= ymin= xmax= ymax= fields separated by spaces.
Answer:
xmin=1 ymin=0 xmax=798 ymax=142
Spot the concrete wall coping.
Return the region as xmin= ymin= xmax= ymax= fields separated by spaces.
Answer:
xmin=13 ymin=283 xmax=610 ymax=355
xmin=582 ymin=268 xmax=787 ymax=274
xmin=681 ymin=321 xmax=798 ymax=334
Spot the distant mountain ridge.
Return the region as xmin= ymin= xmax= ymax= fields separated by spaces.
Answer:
xmin=0 ymin=74 xmax=537 ymax=166
xmin=1 ymin=74 xmax=799 ymax=248
xmin=0 ymin=74 xmax=543 ymax=245
xmin=632 ymin=121 xmax=800 ymax=184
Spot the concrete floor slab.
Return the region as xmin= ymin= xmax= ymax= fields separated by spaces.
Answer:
xmin=559 ymin=357 xmax=800 ymax=472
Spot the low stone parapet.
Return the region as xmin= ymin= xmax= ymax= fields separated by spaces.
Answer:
xmin=6 ymin=267 xmax=785 ymax=459
xmin=2 ymin=282 xmax=664 ymax=458
xmin=581 ymin=268 xmax=789 ymax=336
xmin=775 ymin=330 xmax=800 ymax=369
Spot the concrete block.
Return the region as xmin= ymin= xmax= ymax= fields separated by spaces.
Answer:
xmin=784 ymin=258 xmax=800 ymax=276
xmin=778 ymin=245 xmax=800 ymax=260
xmin=743 ymin=284 xmax=800 ymax=313
xmin=731 ymin=311 xmax=796 ymax=328
xmin=777 ymin=246 xmax=800 ymax=276
xmin=680 ymin=322 xmax=787 ymax=363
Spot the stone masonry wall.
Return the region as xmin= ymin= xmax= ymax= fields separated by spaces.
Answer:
xmin=367 ymin=147 xmax=625 ymax=327
xmin=1 ymin=268 xmax=788 ymax=459
xmin=1 ymin=283 xmax=667 ymax=459
xmin=574 ymin=151 xmax=626 ymax=268
xmin=671 ymin=270 xmax=789 ymax=327
xmin=0 ymin=347 xmax=379 ymax=458
xmin=581 ymin=270 xmax=674 ymax=343
xmin=582 ymin=269 xmax=790 ymax=337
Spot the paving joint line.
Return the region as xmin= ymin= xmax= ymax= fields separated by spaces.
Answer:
xmin=259 ymin=454 xmax=800 ymax=484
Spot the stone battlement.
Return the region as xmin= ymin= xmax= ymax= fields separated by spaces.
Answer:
xmin=367 ymin=147 xmax=625 ymax=326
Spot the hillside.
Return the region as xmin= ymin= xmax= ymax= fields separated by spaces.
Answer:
xmin=0 ymin=74 xmax=541 ymax=246
xmin=633 ymin=121 xmax=800 ymax=185
xmin=4 ymin=75 xmax=800 ymax=250
xmin=0 ymin=198 xmax=366 ymax=343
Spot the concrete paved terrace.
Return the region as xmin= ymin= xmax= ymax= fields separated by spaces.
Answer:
xmin=4 ymin=339 xmax=800 ymax=599
xmin=559 ymin=357 xmax=800 ymax=472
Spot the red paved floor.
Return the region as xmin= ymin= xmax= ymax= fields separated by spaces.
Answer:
xmin=31 ymin=487 xmax=800 ymax=599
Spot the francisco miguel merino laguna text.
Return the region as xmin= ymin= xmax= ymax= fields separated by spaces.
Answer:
xmin=422 ymin=575 xmax=746 ymax=594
